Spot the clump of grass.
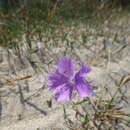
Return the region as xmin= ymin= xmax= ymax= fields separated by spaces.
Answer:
xmin=64 ymin=76 xmax=130 ymax=129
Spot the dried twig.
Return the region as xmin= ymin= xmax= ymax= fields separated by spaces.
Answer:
xmin=2 ymin=75 xmax=32 ymax=86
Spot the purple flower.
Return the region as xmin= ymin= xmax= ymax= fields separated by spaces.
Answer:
xmin=47 ymin=56 xmax=93 ymax=101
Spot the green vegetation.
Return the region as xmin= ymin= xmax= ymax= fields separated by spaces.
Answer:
xmin=0 ymin=0 xmax=129 ymax=48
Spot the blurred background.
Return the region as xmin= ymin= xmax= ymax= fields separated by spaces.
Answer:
xmin=0 ymin=0 xmax=130 ymax=48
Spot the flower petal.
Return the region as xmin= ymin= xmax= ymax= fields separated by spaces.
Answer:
xmin=54 ymin=83 xmax=73 ymax=101
xmin=47 ymin=70 xmax=69 ymax=90
xmin=58 ymin=56 xmax=75 ymax=78
xmin=79 ymin=63 xmax=91 ymax=77
xmin=76 ymin=81 xmax=93 ymax=97
xmin=74 ymin=72 xmax=93 ymax=97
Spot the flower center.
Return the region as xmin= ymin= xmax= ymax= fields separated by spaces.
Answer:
xmin=69 ymin=79 xmax=75 ymax=85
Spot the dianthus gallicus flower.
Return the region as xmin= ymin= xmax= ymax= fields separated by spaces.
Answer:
xmin=47 ymin=56 xmax=93 ymax=101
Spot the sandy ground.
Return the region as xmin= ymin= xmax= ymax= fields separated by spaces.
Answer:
xmin=0 ymin=13 xmax=130 ymax=130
